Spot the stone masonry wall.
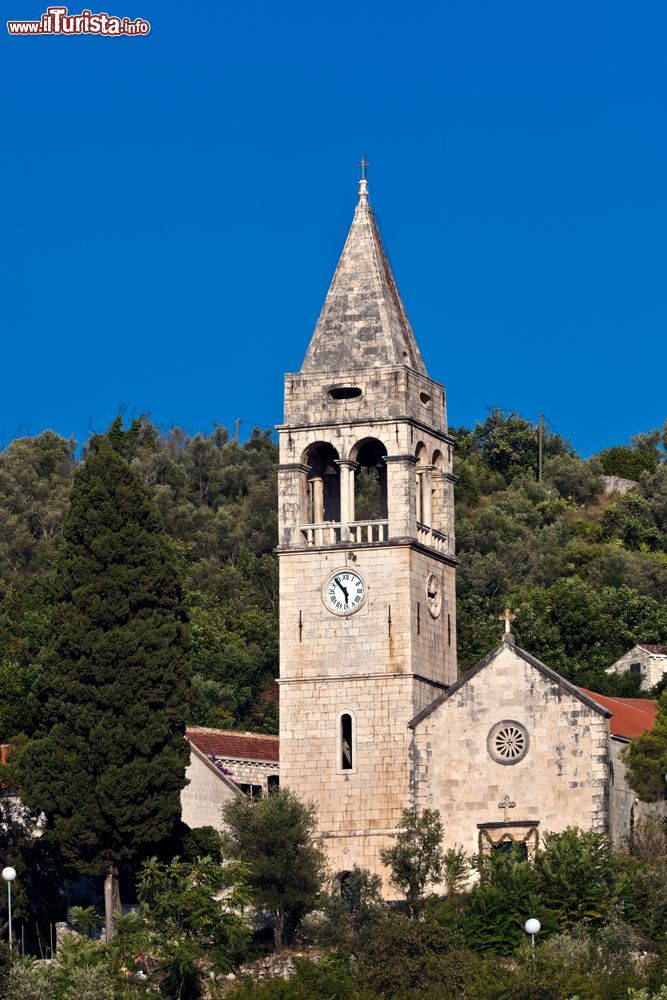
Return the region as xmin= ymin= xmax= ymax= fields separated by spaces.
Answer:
xmin=606 ymin=646 xmax=667 ymax=691
xmin=279 ymin=672 xmax=414 ymax=890
xmin=181 ymin=750 xmax=238 ymax=832
xmin=279 ymin=545 xmax=456 ymax=689
xmin=411 ymin=644 xmax=610 ymax=869
xmin=608 ymin=736 xmax=667 ymax=845
xmin=282 ymin=366 xmax=448 ymax=436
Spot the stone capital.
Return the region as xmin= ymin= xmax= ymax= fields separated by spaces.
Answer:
xmin=277 ymin=463 xmax=310 ymax=475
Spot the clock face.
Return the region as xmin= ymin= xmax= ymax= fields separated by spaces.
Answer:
xmin=322 ymin=569 xmax=367 ymax=616
xmin=426 ymin=573 xmax=442 ymax=618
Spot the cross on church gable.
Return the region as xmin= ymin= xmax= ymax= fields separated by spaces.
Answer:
xmin=498 ymin=794 xmax=516 ymax=822
xmin=499 ymin=607 xmax=516 ymax=634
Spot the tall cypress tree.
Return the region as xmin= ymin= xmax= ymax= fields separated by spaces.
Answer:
xmin=19 ymin=435 xmax=191 ymax=934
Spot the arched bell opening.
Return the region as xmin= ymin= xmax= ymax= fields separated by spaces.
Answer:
xmin=352 ymin=438 xmax=388 ymax=522
xmin=303 ymin=442 xmax=341 ymax=524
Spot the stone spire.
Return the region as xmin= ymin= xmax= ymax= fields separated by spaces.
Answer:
xmin=301 ymin=178 xmax=427 ymax=375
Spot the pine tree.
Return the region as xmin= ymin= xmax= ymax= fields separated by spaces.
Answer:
xmin=18 ymin=434 xmax=191 ymax=936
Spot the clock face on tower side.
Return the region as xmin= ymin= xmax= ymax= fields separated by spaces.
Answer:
xmin=426 ymin=573 xmax=442 ymax=618
xmin=322 ymin=569 xmax=367 ymax=616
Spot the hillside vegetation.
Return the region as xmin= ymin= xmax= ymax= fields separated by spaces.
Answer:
xmin=0 ymin=411 xmax=666 ymax=743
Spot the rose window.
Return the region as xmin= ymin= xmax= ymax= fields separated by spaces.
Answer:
xmin=487 ymin=721 xmax=529 ymax=765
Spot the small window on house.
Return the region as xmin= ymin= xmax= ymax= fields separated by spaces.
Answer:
xmin=340 ymin=713 xmax=353 ymax=770
xmin=630 ymin=662 xmax=641 ymax=675
xmin=268 ymin=775 xmax=280 ymax=795
xmin=239 ymin=783 xmax=262 ymax=799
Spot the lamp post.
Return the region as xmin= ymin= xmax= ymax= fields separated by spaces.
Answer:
xmin=2 ymin=867 xmax=16 ymax=950
xmin=524 ymin=917 xmax=540 ymax=956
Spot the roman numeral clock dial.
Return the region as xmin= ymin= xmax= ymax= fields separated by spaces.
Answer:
xmin=322 ymin=569 xmax=367 ymax=616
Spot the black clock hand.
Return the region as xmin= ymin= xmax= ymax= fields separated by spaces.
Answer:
xmin=334 ymin=577 xmax=349 ymax=604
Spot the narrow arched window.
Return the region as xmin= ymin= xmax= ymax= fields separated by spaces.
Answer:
xmin=340 ymin=713 xmax=353 ymax=771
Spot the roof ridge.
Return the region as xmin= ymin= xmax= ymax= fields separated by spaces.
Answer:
xmin=409 ymin=641 xmax=612 ymax=729
xmin=186 ymin=726 xmax=278 ymax=740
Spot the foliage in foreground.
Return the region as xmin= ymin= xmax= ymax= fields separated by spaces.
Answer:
xmin=222 ymin=790 xmax=327 ymax=950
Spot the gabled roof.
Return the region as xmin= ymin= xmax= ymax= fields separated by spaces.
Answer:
xmin=188 ymin=741 xmax=243 ymax=795
xmin=637 ymin=644 xmax=666 ymax=655
xmin=409 ymin=640 xmax=612 ymax=729
xmin=301 ymin=179 xmax=427 ymax=375
xmin=579 ymin=689 xmax=657 ymax=741
xmin=187 ymin=727 xmax=279 ymax=763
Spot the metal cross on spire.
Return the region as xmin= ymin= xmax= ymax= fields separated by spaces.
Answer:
xmin=355 ymin=152 xmax=372 ymax=180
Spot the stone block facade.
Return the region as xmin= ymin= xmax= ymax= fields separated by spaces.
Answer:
xmin=181 ymin=745 xmax=240 ymax=832
xmin=410 ymin=642 xmax=610 ymax=866
xmin=606 ymin=644 xmax=667 ymax=692
xmin=608 ymin=736 xmax=667 ymax=844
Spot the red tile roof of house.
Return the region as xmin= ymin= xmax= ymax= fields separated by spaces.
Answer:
xmin=579 ymin=689 xmax=657 ymax=740
xmin=638 ymin=644 xmax=666 ymax=655
xmin=187 ymin=727 xmax=279 ymax=763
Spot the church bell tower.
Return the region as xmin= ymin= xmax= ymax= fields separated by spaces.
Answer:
xmin=277 ymin=173 xmax=458 ymax=885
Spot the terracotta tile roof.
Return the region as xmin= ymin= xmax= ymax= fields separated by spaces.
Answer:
xmin=187 ymin=727 xmax=279 ymax=763
xmin=637 ymin=644 xmax=666 ymax=655
xmin=579 ymin=689 xmax=657 ymax=740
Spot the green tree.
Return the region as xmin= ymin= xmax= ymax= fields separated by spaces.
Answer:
xmin=472 ymin=410 xmax=571 ymax=483
xmin=18 ymin=434 xmax=191 ymax=939
xmin=533 ymin=827 xmax=618 ymax=930
xmin=137 ymin=855 xmax=249 ymax=994
xmin=622 ymin=690 xmax=667 ymax=801
xmin=380 ymin=808 xmax=445 ymax=917
xmin=597 ymin=445 xmax=658 ymax=480
xmin=465 ymin=846 xmax=556 ymax=954
xmin=221 ymin=789 xmax=326 ymax=951
xmin=0 ymin=431 xmax=76 ymax=576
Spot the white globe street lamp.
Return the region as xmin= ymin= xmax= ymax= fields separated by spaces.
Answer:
xmin=524 ymin=917 xmax=541 ymax=955
xmin=2 ymin=867 xmax=16 ymax=950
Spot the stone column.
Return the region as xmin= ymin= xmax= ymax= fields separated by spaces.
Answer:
xmin=431 ymin=469 xmax=446 ymax=534
xmin=443 ymin=472 xmax=457 ymax=554
xmin=311 ymin=475 xmax=324 ymax=523
xmin=415 ymin=471 xmax=423 ymax=524
xmin=336 ymin=460 xmax=358 ymax=541
xmin=385 ymin=455 xmax=417 ymax=539
xmin=422 ymin=465 xmax=434 ymax=527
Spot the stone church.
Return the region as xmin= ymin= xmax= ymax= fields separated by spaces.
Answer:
xmin=274 ymin=173 xmax=664 ymax=890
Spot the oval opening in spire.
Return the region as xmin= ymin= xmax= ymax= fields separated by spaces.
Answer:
xmin=328 ymin=386 xmax=363 ymax=401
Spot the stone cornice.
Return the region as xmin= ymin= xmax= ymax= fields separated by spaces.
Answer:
xmin=276 ymin=416 xmax=455 ymax=447
xmin=276 ymin=537 xmax=459 ymax=566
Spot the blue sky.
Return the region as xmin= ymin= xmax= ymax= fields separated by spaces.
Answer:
xmin=2 ymin=1 xmax=666 ymax=455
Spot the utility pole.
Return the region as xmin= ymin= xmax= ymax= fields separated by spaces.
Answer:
xmin=234 ymin=418 xmax=241 ymax=444
xmin=537 ymin=414 xmax=544 ymax=482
